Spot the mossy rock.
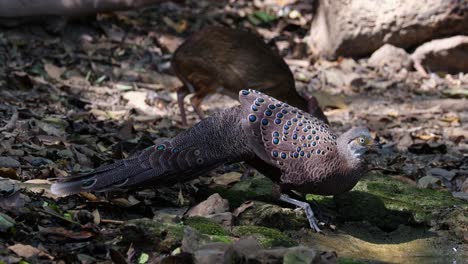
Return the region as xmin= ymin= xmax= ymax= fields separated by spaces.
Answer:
xmin=309 ymin=171 xmax=467 ymax=230
xmin=236 ymin=201 xmax=307 ymax=230
xmin=232 ymin=225 xmax=297 ymax=248
xmin=208 ymin=175 xmax=276 ymax=207
xmin=122 ymin=218 xmax=184 ymax=252
xmin=185 ymin=216 xmax=228 ymax=236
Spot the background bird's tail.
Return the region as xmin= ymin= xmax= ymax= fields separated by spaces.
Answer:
xmin=50 ymin=106 xmax=252 ymax=196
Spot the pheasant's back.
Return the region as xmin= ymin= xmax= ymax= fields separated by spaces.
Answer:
xmin=239 ymin=90 xmax=340 ymax=187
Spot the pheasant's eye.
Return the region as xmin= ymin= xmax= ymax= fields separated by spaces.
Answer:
xmin=359 ymin=137 xmax=365 ymax=144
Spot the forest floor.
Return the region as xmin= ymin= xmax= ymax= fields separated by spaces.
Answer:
xmin=0 ymin=1 xmax=467 ymax=263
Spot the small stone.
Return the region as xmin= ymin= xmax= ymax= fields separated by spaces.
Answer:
xmin=205 ymin=212 xmax=233 ymax=228
xmin=452 ymin=192 xmax=468 ymax=201
xmin=186 ymin=193 xmax=229 ymax=217
xmin=417 ymin=176 xmax=441 ymax=189
xmin=368 ymin=44 xmax=412 ymax=71
xmin=181 ymin=227 xmax=220 ymax=254
xmin=231 ymin=237 xmax=263 ymax=258
xmin=429 ymin=168 xmax=456 ymax=181
xmin=234 ymin=201 xmax=307 ymax=230
xmin=412 ymin=35 xmax=468 ymax=75
xmin=0 ymin=157 xmax=20 ymax=168
xmin=283 ymin=246 xmax=327 ymax=264
xmin=462 ymin=178 xmax=468 ymax=193
xmin=193 ymin=243 xmax=234 ymax=264
xmin=153 ymin=207 xmax=187 ymax=223
xmin=213 ymin=172 xmax=242 ymax=186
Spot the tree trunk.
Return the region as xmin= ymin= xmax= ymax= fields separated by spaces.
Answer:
xmin=307 ymin=0 xmax=468 ymax=59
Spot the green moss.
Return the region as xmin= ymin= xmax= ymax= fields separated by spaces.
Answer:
xmin=211 ymin=235 xmax=234 ymax=244
xmin=232 ymin=225 xmax=297 ymax=248
xmin=353 ymin=171 xmax=467 ymax=223
xmin=306 ymin=194 xmax=335 ymax=208
xmin=338 ymin=257 xmax=366 ymax=264
xmin=185 ymin=216 xmax=227 ymax=236
xmin=124 ymin=218 xmax=184 ymax=251
xmin=209 ymin=175 xmax=276 ymax=207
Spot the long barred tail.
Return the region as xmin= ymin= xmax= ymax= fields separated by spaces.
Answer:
xmin=50 ymin=106 xmax=252 ymax=196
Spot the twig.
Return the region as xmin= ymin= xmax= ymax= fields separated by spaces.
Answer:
xmin=100 ymin=219 xmax=125 ymax=224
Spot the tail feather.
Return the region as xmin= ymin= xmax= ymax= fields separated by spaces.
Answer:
xmin=50 ymin=106 xmax=251 ymax=196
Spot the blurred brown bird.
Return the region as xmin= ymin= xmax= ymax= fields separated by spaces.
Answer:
xmin=171 ymin=25 xmax=328 ymax=125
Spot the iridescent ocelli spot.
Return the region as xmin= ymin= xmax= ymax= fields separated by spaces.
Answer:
xmin=272 ymin=151 xmax=279 ymax=157
xmin=268 ymin=104 xmax=276 ymax=109
xmin=157 ymin=145 xmax=165 ymax=151
xmin=242 ymin=90 xmax=250 ymax=95
xmin=265 ymin=110 xmax=273 ymax=116
xmin=273 ymin=131 xmax=279 ymax=137
xmin=281 ymin=152 xmax=287 ymax=159
xmin=275 ymin=119 xmax=281 ymax=124
xmin=273 ymin=138 xmax=279 ymax=144
xmin=262 ymin=119 xmax=269 ymax=125
xmin=249 ymin=114 xmax=257 ymax=122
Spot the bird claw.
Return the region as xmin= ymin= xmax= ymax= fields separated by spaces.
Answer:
xmin=279 ymin=194 xmax=321 ymax=232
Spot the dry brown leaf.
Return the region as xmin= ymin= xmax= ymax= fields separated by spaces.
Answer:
xmin=8 ymin=243 xmax=53 ymax=259
xmin=44 ymin=63 xmax=65 ymax=80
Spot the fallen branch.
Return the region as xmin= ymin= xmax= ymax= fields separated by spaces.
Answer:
xmin=0 ymin=0 xmax=174 ymax=17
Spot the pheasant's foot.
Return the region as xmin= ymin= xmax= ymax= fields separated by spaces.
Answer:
xmin=279 ymin=194 xmax=321 ymax=232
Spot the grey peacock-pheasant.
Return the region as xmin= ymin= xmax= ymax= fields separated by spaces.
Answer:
xmin=51 ymin=90 xmax=376 ymax=231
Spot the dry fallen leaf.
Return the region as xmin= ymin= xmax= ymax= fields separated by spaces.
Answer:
xmin=8 ymin=243 xmax=53 ymax=259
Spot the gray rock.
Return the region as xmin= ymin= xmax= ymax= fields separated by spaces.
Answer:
xmin=0 ymin=157 xmax=20 ymax=168
xmin=452 ymin=192 xmax=468 ymax=201
xmin=429 ymin=168 xmax=456 ymax=181
xmin=234 ymin=201 xmax=307 ymax=230
xmin=186 ymin=193 xmax=229 ymax=217
xmin=193 ymin=243 xmax=234 ymax=264
xmin=462 ymin=178 xmax=468 ymax=193
xmin=417 ymin=176 xmax=441 ymax=189
xmin=368 ymin=44 xmax=412 ymax=71
xmin=153 ymin=207 xmax=187 ymax=223
xmin=181 ymin=227 xmax=218 ymax=254
xmin=412 ymin=36 xmax=468 ymax=75
xmin=205 ymin=212 xmax=233 ymax=228
xmin=231 ymin=237 xmax=263 ymax=258
xmin=307 ymin=0 xmax=468 ymax=58
xmin=284 ymin=246 xmax=337 ymax=264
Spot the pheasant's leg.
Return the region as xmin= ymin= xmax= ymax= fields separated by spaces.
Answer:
xmin=177 ymin=86 xmax=189 ymax=126
xmin=190 ymin=90 xmax=209 ymax=120
xmin=279 ymin=194 xmax=321 ymax=232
